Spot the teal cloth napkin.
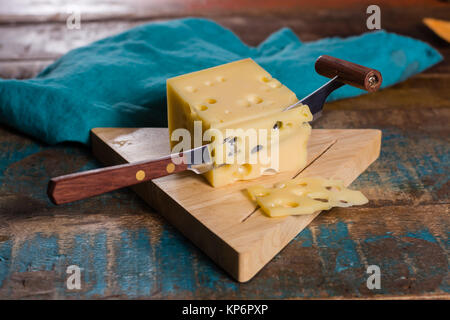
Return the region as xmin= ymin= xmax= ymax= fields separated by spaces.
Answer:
xmin=0 ymin=18 xmax=442 ymax=145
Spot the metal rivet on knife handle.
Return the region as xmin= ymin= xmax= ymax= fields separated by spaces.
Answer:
xmin=136 ymin=170 xmax=146 ymax=181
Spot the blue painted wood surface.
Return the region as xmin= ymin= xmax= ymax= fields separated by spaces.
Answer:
xmin=0 ymin=0 xmax=449 ymax=300
xmin=0 ymin=77 xmax=448 ymax=298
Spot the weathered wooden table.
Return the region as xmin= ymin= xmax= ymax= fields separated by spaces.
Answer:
xmin=0 ymin=0 xmax=448 ymax=299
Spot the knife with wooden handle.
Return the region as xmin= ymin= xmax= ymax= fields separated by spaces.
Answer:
xmin=48 ymin=55 xmax=382 ymax=205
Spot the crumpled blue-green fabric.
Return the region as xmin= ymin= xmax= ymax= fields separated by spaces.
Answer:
xmin=0 ymin=18 xmax=442 ymax=145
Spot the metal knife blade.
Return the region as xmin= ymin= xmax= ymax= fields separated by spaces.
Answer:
xmin=285 ymin=76 xmax=343 ymax=121
xmin=187 ymin=76 xmax=344 ymax=169
xmin=183 ymin=144 xmax=214 ymax=173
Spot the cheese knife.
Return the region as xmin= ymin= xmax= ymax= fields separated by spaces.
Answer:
xmin=48 ymin=55 xmax=382 ymax=205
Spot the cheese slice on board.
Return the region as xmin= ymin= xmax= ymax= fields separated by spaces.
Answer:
xmin=167 ymin=58 xmax=312 ymax=187
xmin=247 ymin=177 xmax=368 ymax=217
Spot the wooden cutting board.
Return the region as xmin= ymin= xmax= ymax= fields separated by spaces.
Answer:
xmin=91 ymin=128 xmax=381 ymax=282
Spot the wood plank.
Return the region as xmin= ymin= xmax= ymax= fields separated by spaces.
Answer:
xmin=91 ymin=127 xmax=381 ymax=281
xmin=0 ymin=1 xmax=448 ymax=80
xmin=0 ymin=104 xmax=447 ymax=297
xmin=324 ymin=74 xmax=450 ymax=111
xmin=0 ymin=22 xmax=144 ymax=61
xmin=2 ymin=12 xmax=449 ymax=61
xmin=0 ymin=0 xmax=448 ymax=298
xmin=0 ymin=60 xmax=52 ymax=79
xmin=0 ymin=198 xmax=447 ymax=299
xmin=1 ymin=15 xmax=448 ymax=79
xmin=1 ymin=0 xmax=448 ymax=24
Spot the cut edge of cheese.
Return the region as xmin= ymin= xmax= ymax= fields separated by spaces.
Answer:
xmin=204 ymin=122 xmax=311 ymax=187
xmin=247 ymin=177 xmax=368 ymax=217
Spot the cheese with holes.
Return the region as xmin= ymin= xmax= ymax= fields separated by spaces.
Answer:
xmin=247 ymin=177 xmax=368 ymax=217
xmin=167 ymin=58 xmax=312 ymax=187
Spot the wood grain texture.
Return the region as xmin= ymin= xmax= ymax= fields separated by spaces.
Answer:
xmin=0 ymin=0 xmax=448 ymax=299
xmin=1 ymin=1 xmax=449 ymax=79
xmin=91 ymin=128 xmax=381 ymax=282
xmin=0 ymin=107 xmax=447 ymax=299
xmin=0 ymin=0 xmax=447 ymax=24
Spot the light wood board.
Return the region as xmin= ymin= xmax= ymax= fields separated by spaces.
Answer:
xmin=91 ymin=128 xmax=381 ymax=282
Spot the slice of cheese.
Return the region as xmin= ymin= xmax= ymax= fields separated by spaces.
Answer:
xmin=247 ymin=177 xmax=368 ymax=217
xmin=167 ymin=58 xmax=312 ymax=187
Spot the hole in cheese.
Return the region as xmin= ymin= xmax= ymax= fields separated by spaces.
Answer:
xmin=237 ymin=99 xmax=250 ymax=107
xmin=291 ymin=188 xmax=304 ymax=196
xmin=251 ymin=145 xmax=263 ymax=153
xmin=185 ymin=86 xmax=197 ymax=93
xmin=273 ymin=121 xmax=283 ymax=130
xmin=314 ymin=198 xmax=329 ymax=203
xmin=232 ymin=164 xmax=252 ymax=178
xmin=207 ymin=98 xmax=217 ymax=104
xmin=195 ymin=105 xmax=208 ymax=111
xmin=260 ymin=76 xmax=272 ymax=83
xmin=216 ymin=76 xmax=226 ymax=82
xmin=255 ymin=191 xmax=269 ymax=197
xmin=262 ymin=168 xmax=277 ymax=175
xmin=247 ymin=95 xmax=263 ymax=104
xmin=268 ymin=80 xmax=282 ymax=88
xmin=283 ymin=202 xmax=299 ymax=208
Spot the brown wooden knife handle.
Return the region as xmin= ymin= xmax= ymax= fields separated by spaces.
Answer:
xmin=47 ymin=154 xmax=187 ymax=205
xmin=315 ymin=55 xmax=382 ymax=92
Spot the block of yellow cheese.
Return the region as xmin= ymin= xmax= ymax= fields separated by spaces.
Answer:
xmin=247 ymin=177 xmax=369 ymax=217
xmin=167 ymin=58 xmax=312 ymax=187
